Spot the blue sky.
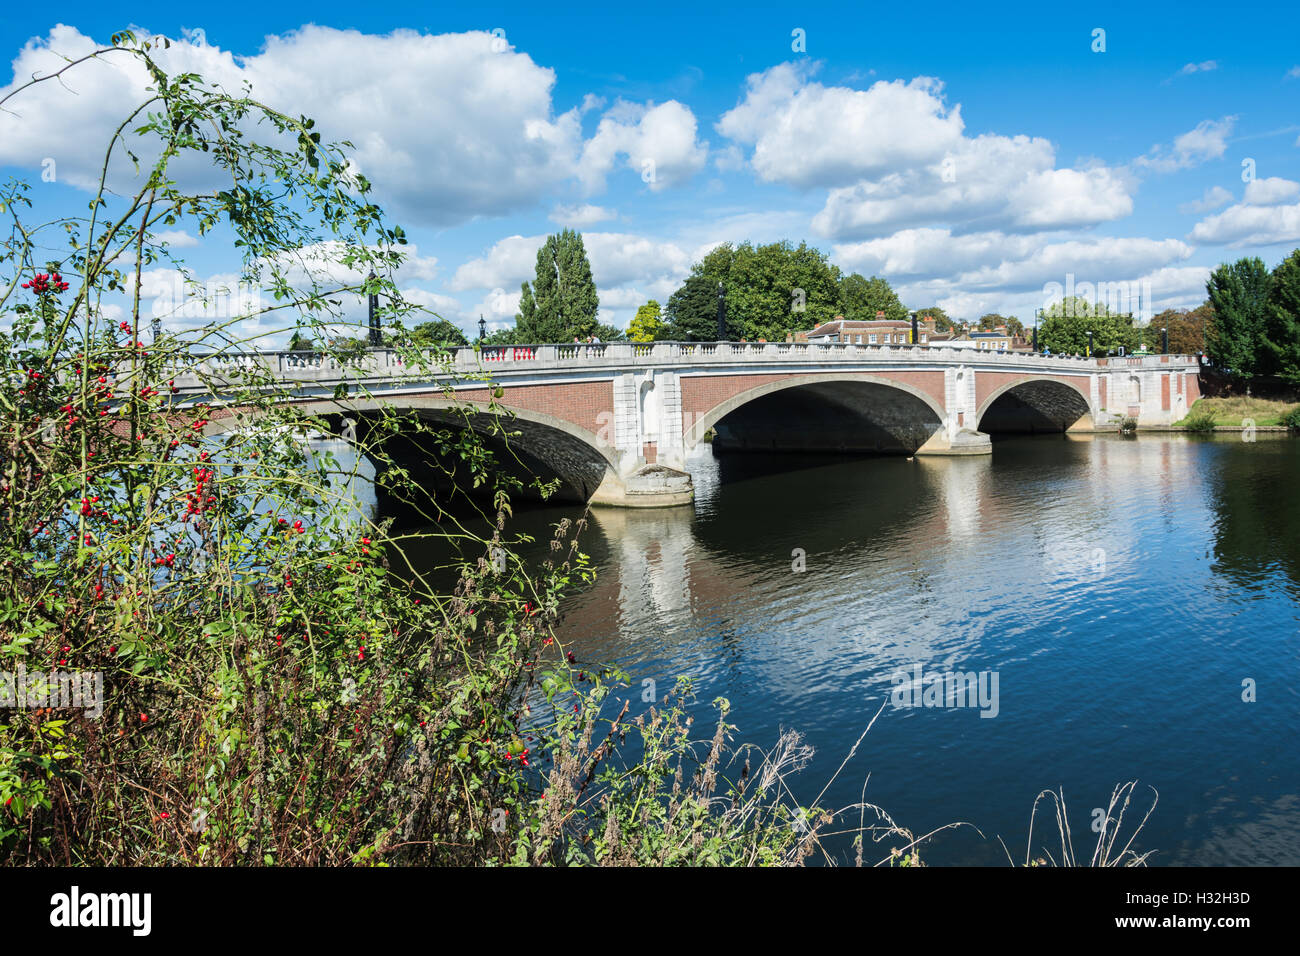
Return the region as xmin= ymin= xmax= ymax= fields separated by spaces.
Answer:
xmin=2 ymin=1 xmax=1298 ymax=342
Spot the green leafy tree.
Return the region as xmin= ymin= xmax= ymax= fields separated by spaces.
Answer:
xmin=838 ymin=273 xmax=907 ymax=322
xmin=1038 ymin=297 xmax=1140 ymax=355
xmin=663 ymin=240 xmax=842 ymax=341
xmin=1264 ymin=249 xmax=1300 ymax=385
xmin=664 ymin=274 xmax=723 ymax=341
xmin=287 ymin=329 xmax=318 ymax=351
xmin=409 ymin=319 xmax=469 ymax=347
xmin=628 ymin=300 xmax=666 ymax=342
xmin=1205 ymin=257 xmax=1272 ymax=382
xmin=514 ymin=229 xmax=600 ymax=342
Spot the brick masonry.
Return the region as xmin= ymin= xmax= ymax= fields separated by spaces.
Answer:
xmin=974 ymin=371 xmax=1092 ymax=416
xmin=453 ymin=380 xmax=615 ymax=435
xmin=679 ymin=370 xmax=948 ymax=422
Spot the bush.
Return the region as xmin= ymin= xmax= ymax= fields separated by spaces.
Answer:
xmin=1181 ymin=408 xmax=1219 ymax=432
xmin=1284 ymin=407 xmax=1300 ymax=432
xmin=0 ymin=34 xmax=865 ymax=867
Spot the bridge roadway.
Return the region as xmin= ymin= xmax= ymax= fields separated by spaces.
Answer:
xmin=174 ymin=341 xmax=1203 ymax=507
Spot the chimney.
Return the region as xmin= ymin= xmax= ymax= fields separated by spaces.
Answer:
xmin=875 ymin=311 xmax=885 ymax=320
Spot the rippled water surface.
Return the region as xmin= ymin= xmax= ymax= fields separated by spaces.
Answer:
xmin=377 ymin=433 xmax=1300 ymax=865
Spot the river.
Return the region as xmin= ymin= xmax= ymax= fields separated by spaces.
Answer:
xmin=329 ymin=431 xmax=1300 ymax=865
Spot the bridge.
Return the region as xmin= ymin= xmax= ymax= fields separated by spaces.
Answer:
xmin=179 ymin=342 xmax=1202 ymax=507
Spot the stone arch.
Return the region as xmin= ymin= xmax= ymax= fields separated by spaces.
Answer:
xmin=201 ymin=395 xmax=622 ymax=502
xmin=976 ymin=376 xmax=1092 ymax=433
xmin=682 ymin=373 xmax=948 ymax=451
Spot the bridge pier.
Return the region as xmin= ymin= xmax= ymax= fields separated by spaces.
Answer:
xmin=914 ymin=427 xmax=993 ymax=456
xmin=589 ymin=464 xmax=694 ymax=508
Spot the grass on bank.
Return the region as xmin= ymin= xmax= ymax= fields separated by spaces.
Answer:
xmin=1174 ymin=396 xmax=1300 ymax=428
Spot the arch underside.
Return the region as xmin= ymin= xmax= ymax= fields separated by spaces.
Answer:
xmin=708 ymin=380 xmax=944 ymax=456
xmin=979 ymin=380 xmax=1091 ymax=433
xmin=327 ymin=404 xmax=616 ymax=507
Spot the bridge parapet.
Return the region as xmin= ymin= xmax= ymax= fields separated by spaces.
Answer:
xmin=167 ymin=343 xmax=1199 ymax=392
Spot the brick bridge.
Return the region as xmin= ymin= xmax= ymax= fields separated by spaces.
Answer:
xmin=181 ymin=342 xmax=1202 ymax=507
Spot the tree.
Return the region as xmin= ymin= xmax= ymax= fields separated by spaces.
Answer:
xmin=501 ymin=230 xmax=603 ymax=343
xmin=1205 ymin=257 xmax=1272 ymax=382
xmin=1145 ymin=305 xmax=1211 ymax=355
xmin=1264 ymin=249 xmax=1300 ymax=386
xmin=508 ymin=230 xmax=600 ymax=342
xmin=1005 ymin=316 xmax=1026 ymax=339
xmin=664 ymin=274 xmax=723 ymax=341
xmin=628 ymin=300 xmax=666 ymax=342
xmin=410 ymin=319 xmax=468 ymax=347
xmin=662 ymin=240 xmax=842 ymax=341
xmin=838 ymin=273 xmax=907 ymax=322
xmin=977 ymin=313 xmax=1006 ymax=331
xmin=1037 ymin=297 xmax=1140 ymax=355
xmin=287 ymin=328 xmax=318 ymax=351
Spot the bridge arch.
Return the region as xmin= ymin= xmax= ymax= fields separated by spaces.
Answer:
xmin=976 ymin=376 xmax=1092 ymax=433
xmin=203 ymin=395 xmax=622 ymax=503
xmin=683 ymin=373 xmax=947 ymax=455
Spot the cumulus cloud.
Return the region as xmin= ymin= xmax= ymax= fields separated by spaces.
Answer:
xmin=1176 ymin=60 xmax=1218 ymax=76
xmin=576 ymin=99 xmax=708 ymax=193
xmin=838 ymin=230 xmax=1192 ymax=304
xmin=1135 ymin=117 xmax=1237 ymax=172
xmin=717 ymin=63 xmax=964 ymax=189
xmin=1178 ymin=186 xmax=1234 ymax=214
xmin=0 ymin=25 xmax=708 ymax=228
xmin=452 ymin=231 xmax=692 ymax=293
xmin=811 ymin=135 xmax=1132 ymax=239
xmin=715 ymin=64 xmax=1133 ymax=239
xmin=1190 ymin=201 xmax=1300 ymax=246
xmin=1242 ymin=176 xmax=1300 ymax=205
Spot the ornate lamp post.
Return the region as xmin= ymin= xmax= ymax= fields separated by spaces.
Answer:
xmin=716 ymin=281 xmax=727 ymax=342
xmin=366 ymin=271 xmax=380 ymax=347
xmin=1033 ymin=308 xmax=1040 ymax=353
xmin=478 ymin=315 xmax=487 ymax=344
xmin=151 ymin=316 xmax=161 ymax=344
xmin=1087 ymin=329 xmax=1094 ymax=358
xmin=1161 ymin=327 xmax=1168 ymax=354
xmin=910 ymin=310 xmax=918 ymax=345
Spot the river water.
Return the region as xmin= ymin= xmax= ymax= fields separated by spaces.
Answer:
xmin=337 ymin=431 xmax=1300 ymax=865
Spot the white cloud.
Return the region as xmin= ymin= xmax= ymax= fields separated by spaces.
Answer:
xmin=1140 ymin=265 xmax=1212 ymax=311
xmin=1178 ymin=186 xmax=1233 ymax=214
xmin=0 ymin=26 xmax=709 ymax=228
xmin=0 ymin=27 xmax=586 ymax=223
xmin=715 ymin=64 xmax=1132 ymax=239
xmin=450 ymin=235 xmax=541 ymax=292
xmin=1177 ymin=60 xmax=1218 ymax=76
xmin=1243 ymin=176 xmax=1300 ymax=205
xmin=1286 ymin=66 xmax=1300 ymax=80
xmin=717 ymin=63 xmax=964 ymax=189
xmin=155 ymin=229 xmax=200 ymax=248
xmin=1189 ymin=201 xmax=1300 ymax=246
xmin=1136 ymin=117 xmax=1236 ymax=172
xmin=839 ymin=230 xmax=1193 ymax=314
xmin=576 ymin=99 xmax=708 ymax=193
xmin=812 ymin=135 xmax=1132 ymax=239
xmin=549 ymin=203 xmax=617 ymax=227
